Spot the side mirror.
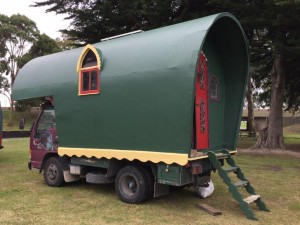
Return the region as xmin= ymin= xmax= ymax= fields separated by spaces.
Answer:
xmin=19 ymin=118 xmax=25 ymax=131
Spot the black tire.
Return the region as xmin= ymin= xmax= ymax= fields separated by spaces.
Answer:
xmin=115 ymin=165 xmax=148 ymax=204
xmin=137 ymin=166 xmax=154 ymax=200
xmin=43 ymin=157 xmax=65 ymax=187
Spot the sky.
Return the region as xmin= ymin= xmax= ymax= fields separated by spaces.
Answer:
xmin=0 ymin=0 xmax=70 ymax=106
xmin=0 ymin=0 xmax=70 ymax=39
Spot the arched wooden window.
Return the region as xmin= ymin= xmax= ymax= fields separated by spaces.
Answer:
xmin=77 ymin=44 xmax=102 ymax=95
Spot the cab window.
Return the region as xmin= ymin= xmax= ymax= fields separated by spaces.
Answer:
xmin=36 ymin=107 xmax=56 ymax=138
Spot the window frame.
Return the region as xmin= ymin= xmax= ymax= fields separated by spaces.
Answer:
xmin=35 ymin=106 xmax=56 ymax=138
xmin=209 ymin=75 xmax=219 ymax=101
xmin=77 ymin=44 xmax=102 ymax=96
xmin=79 ymin=67 xmax=100 ymax=95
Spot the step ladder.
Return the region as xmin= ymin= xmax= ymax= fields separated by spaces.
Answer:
xmin=207 ymin=149 xmax=270 ymax=220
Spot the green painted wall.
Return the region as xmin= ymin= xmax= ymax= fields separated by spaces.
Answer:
xmin=204 ymin=40 xmax=225 ymax=151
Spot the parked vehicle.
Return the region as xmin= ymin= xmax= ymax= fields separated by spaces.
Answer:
xmin=12 ymin=13 xmax=268 ymax=220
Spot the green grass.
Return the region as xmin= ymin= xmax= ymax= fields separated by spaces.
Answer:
xmin=237 ymin=124 xmax=300 ymax=150
xmin=2 ymin=110 xmax=39 ymax=131
xmin=240 ymin=121 xmax=247 ymax=130
xmin=237 ymin=135 xmax=300 ymax=151
xmin=1 ymin=138 xmax=300 ymax=224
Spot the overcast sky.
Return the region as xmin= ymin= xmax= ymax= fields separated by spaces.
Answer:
xmin=0 ymin=0 xmax=70 ymax=39
xmin=0 ymin=0 xmax=70 ymax=106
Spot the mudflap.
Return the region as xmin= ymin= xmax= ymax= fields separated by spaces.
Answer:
xmin=153 ymin=181 xmax=169 ymax=198
xmin=63 ymin=170 xmax=80 ymax=182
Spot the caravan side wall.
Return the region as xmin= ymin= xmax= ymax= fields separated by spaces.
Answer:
xmin=12 ymin=13 xmax=248 ymax=166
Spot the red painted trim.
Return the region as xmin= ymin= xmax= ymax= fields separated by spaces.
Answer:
xmin=195 ymin=53 xmax=209 ymax=150
xmin=79 ymin=68 xmax=100 ymax=95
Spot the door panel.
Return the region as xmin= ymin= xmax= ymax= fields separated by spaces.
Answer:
xmin=30 ymin=107 xmax=58 ymax=169
xmin=195 ymin=53 xmax=209 ymax=150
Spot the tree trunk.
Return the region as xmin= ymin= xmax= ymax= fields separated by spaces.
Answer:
xmin=254 ymin=54 xmax=285 ymax=149
xmin=8 ymin=93 xmax=13 ymax=126
xmin=253 ymin=127 xmax=267 ymax=148
xmin=246 ymin=74 xmax=256 ymax=137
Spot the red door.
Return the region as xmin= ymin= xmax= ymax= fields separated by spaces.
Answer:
xmin=195 ymin=53 xmax=209 ymax=150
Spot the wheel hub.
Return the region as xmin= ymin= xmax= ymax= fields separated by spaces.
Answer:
xmin=48 ymin=164 xmax=58 ymax=180
xmin=128 ymin=179 xmax=137 ymax=191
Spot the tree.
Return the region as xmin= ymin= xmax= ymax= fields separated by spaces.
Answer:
xmin=55 ymin=34 xmax=76 ymax=51
xmin=251 ymin=1 xmax=300 ymax=149
xmin=19 ymin=33 xmax=61 ymax=68
xmin=33 ymin=0 xmax=186 ymax=44
xmin=246 ymin=70 xmax=256 ymax=137
xmin=0 ymin=14 xmax=39 ymax=124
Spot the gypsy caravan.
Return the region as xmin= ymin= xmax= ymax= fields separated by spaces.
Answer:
xmin=13 ymin=13 xmax=268 ymax=220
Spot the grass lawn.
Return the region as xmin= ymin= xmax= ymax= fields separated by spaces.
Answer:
xmin=1 ymin=138 xmax=299 ymax=225
xmin=2 ymin=110 xmax=39 ymax=131
xmin=237 ymin=123 xmax=300 ymax=151
xmin=237 ymin=135 xmax=300 ymax=151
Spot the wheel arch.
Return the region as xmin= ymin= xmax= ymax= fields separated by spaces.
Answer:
xmin=107 ymin=159 xmax=155 ymax=179
xmin=40 ymin=153 xmax=70 ymax=173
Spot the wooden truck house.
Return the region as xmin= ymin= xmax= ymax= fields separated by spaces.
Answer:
xmin=13 ymin=13 xmax=269 ymax=220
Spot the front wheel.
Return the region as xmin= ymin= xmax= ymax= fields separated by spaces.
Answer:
xmin=43 ymin=157 xmax=65 ymax=187
xmin=115 ymin=165 xmax=148 ymax=204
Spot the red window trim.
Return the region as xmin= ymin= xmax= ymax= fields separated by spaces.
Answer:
xmin=79 ymin=68 xmax=100 ymax=95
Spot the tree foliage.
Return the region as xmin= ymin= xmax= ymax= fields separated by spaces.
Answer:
xmin=0 ymin=14 xmax=62 ymax=122
xmin=19 ymin=33 xmax=62 ymax=68
xmin=33 ymin=0 xmax=188 ymax=44
xmin=0 ymin=14 xmax=39 ymax=86
xmin=30 ymin=1 xmax=232 ymax=43
xmin=55 ymin=34 xmax=77 ymax=51
xmin=0 ymin=14 xmax=40 ymax=125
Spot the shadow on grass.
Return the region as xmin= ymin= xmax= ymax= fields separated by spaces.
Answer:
xmin=60 ymin=179 xmax=201 ymax=207
xmin=60 ymin=178 xmax=116 ymax=195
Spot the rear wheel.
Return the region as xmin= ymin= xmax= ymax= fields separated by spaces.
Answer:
xmin=115 ymin=165 xmax=149 ymax=204
xmin=43 ymin=157 xmax=65 ymax=187
xmin=138 ymin=166 xmax=154 ymax=199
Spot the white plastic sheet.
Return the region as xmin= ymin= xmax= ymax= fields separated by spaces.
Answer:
xmin=197 ymin=180 xmax=215 ymax=198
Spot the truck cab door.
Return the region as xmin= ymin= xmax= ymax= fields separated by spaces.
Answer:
xmin=30 ymin=105 xmax=58 ymax=169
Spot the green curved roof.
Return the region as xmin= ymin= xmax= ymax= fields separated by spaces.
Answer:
xmin=13 ymin=13 xmax=249 ymax=157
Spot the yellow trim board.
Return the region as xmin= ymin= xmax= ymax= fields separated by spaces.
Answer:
xmin=58 ymin=147 xmax=189 ymax=166
xmin=188 ymin=150 xmax=237 ymax=161
xmin=76 ymin=44 xmax=101 ymax=72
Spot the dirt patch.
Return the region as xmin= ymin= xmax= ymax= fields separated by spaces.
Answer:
xmin=237 ymin=148 xmax=300 ymax=158
xmin=284 ymin=143 xmax=300 ymax=152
